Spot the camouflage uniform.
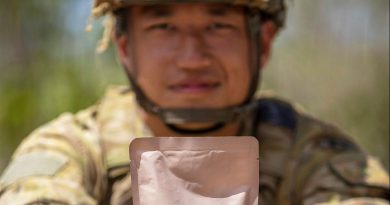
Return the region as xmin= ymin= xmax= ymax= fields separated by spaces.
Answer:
xmin=0 ymin=86 xmax=388 ymax=205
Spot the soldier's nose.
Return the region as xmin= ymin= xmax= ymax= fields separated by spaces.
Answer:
xmin=176 ymin=32 xmax=212 ymax=70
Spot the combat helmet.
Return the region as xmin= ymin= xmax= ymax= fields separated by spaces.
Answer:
xmin=91 ymin=0 xmax=287 ymax=134
xmin=92 ymin=0 xmax=286 ymax=27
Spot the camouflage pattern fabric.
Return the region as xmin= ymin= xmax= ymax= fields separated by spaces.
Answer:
xmin=0 ymin=86 xmax=388 ymax=205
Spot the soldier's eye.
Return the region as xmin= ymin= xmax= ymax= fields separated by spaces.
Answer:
xmin=148 ymin=23 xmax=176 ymax=31
xmin=207 ymin=23 xmax=234 ymax=31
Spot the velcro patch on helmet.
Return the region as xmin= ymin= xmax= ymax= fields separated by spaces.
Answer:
xmin=0 ymin=152 xmax=68 ymax=187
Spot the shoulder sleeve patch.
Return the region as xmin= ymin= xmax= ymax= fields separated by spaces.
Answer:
xmin=328 ymin=152 xmax=366 ymax=185
xmin=0 ymin=152 xmax=68 ymax=187
xmin=329 ymin=153 xmax=389 ymax=189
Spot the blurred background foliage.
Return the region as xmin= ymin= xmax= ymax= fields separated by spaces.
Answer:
xmin=0 ymin=0 xmax=388 ymax=172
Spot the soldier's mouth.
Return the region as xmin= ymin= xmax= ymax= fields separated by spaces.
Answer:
xmin=170 ymin=82 xmax=220 ymax=92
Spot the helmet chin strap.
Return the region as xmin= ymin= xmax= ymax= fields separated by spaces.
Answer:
xmin=126 ymin=9 xmax=262 ymax=135
xmin=166 ymin=123 xmax=225 ymax=135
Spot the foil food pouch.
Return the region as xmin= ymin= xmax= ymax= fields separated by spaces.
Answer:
xmin=129 ymin=136 xmax=259 ymax=205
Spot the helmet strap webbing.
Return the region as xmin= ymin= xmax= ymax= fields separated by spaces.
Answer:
xmin=245 ymin=8 xmax=262 ymax=104
xmin=166 ymin=123 xmax=225 ymax=135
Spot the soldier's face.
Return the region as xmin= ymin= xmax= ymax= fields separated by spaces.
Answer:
xmin=118 ymin=4 xmax=253 ymax=109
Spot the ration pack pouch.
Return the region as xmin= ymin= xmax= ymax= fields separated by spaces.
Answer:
xmin=129 ymin=136 xmax=259 ymax=205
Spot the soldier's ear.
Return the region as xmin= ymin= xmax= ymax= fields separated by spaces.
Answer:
xmin=113 ymin=33 xmax=133 ymax=72
xmin=260 ymin=21 xmax=277 ymax=69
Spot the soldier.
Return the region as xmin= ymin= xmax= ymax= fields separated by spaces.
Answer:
xmin=0 ymin=0 xmax=389 ymax=204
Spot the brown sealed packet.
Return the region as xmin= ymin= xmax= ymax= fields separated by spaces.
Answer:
xmin=129 ymin=136 xmax=259 ymax=205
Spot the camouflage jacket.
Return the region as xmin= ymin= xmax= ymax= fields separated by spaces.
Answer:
xmin=0 ymin=86 xmax=389 ymax=205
